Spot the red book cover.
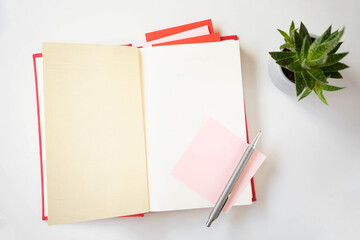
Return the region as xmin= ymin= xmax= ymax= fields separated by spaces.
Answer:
xmin=34 ymin=23 xmax=256 ymax=221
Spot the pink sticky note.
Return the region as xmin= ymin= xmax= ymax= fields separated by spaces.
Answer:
xmin=171 ymin=118 xmax=266 ymax=212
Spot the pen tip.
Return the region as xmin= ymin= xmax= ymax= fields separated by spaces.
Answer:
xmin=206 ymin=219 xmax=213 ymax=227
xmin=250 ymin=130 xmax=262 ymax=147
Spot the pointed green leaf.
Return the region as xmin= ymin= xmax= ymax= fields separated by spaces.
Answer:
xmin=325 ymin=29 xmax=341 ymax=42
xmin=308 ymin=44 xmax=329 ymax=64
xmin=300 ymin=36 xmax=310 ymax=60
xmin=321 ymin=62 xmax=349 ymax=72
xmin=308 ymin=25 xmax=332 ymax=57
xmin=307 ymin=69 xmax=327 ymax=83
xmin=322 ymin=85 xmax=345 ymax=91
xmin=299 ymin=22 xmax=311 ymax=40
xmin=324 ymin=71 xmax=343 ymax=79
xmin=294 ymin=71 xmax=306 ymax=96
xmin=290 ymin=21 xmax=295 ymax=34
xmin=314 ymin=84 xmax=328 ymax=105
xmin=322 ymin=27 xmax=344 ymax=48
xmin=329 ymin=42 xmax=343 ymax=54
xmin=276 ymin=56 xmax=297 ymax=67
xmin=294 ymin=30 xmax=303 ymax=53
xmin=301 ymin=59 xmax=311 ymax=69
xmin=269 ymin=51 xmax=296 ymax=61
xmin=321 ymin=52 xmax=348 ymax=66
xmin=280 ymin=43 xmax=291 ymax=50
xmin=301 ymin=71 xmax=315 ymax=89
xmin=298 ymin=88 xmax=312 ymax=101
xmin=278 ymin=29 xmax=290 ymax=41
xmin=287 ymin=60 xmax=302 ymax=71
xmin=320 ymin=25 xmax=332 ymax=43
xmin=309 ymin=56 xmax=328 ymax=67
xmin=308 ymin=28 xmax=344 ymax=64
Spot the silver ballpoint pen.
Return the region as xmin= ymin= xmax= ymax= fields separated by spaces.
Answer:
xmin=206 ymin=130 xmax=262 ymax=227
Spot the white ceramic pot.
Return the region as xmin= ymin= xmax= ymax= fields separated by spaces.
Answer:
xmin=268 ymin=57 xmax=296 ymax=96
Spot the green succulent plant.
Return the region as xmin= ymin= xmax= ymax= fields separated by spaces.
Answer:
xmin=269 ymin=21 xmax=349 ymax=104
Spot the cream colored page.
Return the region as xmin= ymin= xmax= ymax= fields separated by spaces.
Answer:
xmin=140 ymin=41 xmax=252 ymax=212
xmin=43 ymin=43 xmax=149 ymax=225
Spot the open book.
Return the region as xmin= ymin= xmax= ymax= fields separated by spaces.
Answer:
xmin=37 ymin=40 xmax=251 ymax=225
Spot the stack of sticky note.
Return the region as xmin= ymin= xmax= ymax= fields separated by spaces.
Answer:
xmin=33 ymin=19 xmax=266 ymax=225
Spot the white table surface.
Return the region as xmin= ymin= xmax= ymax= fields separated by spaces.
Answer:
xmin=1 ymin=0 xmax=359 ymax=239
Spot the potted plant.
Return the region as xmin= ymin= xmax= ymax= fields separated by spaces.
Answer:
xmin=268 ymin=21 xmax=349 ymax=105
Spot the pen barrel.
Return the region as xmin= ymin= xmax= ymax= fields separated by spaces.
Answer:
xmin=223 ymin=146 xmax=254 ymax=197
xmin=207 ymin=146 xmax=255 ymax=223
xmin=207 ymin=131 xmax=261 ymax=227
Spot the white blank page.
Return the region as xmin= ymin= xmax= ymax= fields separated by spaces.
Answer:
xmin=140 ymin=41 xmax=252 ymax=212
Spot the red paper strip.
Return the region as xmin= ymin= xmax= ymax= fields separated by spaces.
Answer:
xmin=145 ymin=19 xmax=214 ymax=42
